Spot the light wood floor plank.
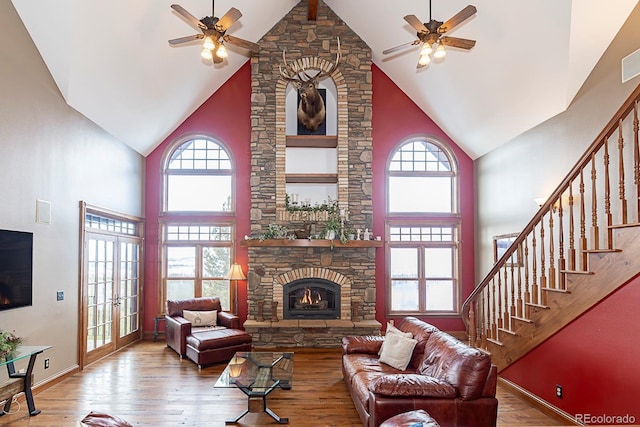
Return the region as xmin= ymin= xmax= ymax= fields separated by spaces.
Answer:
xmin=1 ymin=341 xmax=565 ymax=426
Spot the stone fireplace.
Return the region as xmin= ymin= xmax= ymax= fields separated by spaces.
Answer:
xmin=243 ymin=0 xmax=381 ymax=347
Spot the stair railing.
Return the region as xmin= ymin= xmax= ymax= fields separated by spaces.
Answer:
xmin=462 ymin=84 xmax=640 ymax=348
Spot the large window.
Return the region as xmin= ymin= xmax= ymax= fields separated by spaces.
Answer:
xmin=163 ymin=224 xmax=233 ymax=309
xmin=164 ymin=137 xmax=233 ymax=212
xmin=386 ymin=138 xmax=460 ymax=315
xmin=161 ymin=136 xmax=237 ymax=311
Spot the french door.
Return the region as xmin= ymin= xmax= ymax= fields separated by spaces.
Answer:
xmin=80 ymin=203 xmax=143 ymax=367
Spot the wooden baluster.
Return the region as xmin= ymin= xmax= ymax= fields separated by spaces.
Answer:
xmin=634 ymin=101 xmax=639 ymax=220
xmin=618 ymin=120 xmax=628 ymax=225
xmin=558 ymin=195 xmax=566 ymax=289
xmin=509 ymin=259 xmax=516 ymax=319
xmin=491 ymin=277 xmax=497 ymax=341
xmin=516 ymin=242 xmax=523 ymax=317
xmin=531 ymin=228 xmax=538 ymax=306
xmin=496 ymin=272 xmax=503 ymax=334
xmin=469 ymin=302 xmax=476 ymax=347
xmin=579 ymin=169 xmax=588 ymax=270
xmin=484 ymin=287 xmax=491 ymax=347
xmin=524 ymin=237 xmax=531 ymax=318
xmin=548 ymin=205 xmax=556 ymax=289
xmin=503 ymin=266 xmax=510 ymax=330
xmin=568 ymin=183 xmax=576 ymax=270
xmin=591 ymin=153 xmax=599 ymax=250
xmin=604 ymin=139 xmax=613 ymax=249
xmin=539 ymin=216 xmax=547 ymax=305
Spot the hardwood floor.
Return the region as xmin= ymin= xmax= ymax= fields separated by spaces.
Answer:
xmin=1 ymin=341 xmax=567 ymax=426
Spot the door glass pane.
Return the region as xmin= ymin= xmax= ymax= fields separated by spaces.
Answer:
xmin=426 ymin=280 xmax=454 ymax=311
xmin=119 ymin=241 xmax=140 ymax=338
xmin=87 ymin=239 xmax=114 ymax=351
xmin=167 ymin=247 xmax=196 ymax=277
xmin=167 ymin=279 xmax=195 ymax=301
xmin=424 ymin=247 xmax=453 ymax=278
xmin=391 ymin=280 xmax=419 ymax=311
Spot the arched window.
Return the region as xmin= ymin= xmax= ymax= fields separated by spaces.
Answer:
xmin=160 ymin=136 xmax=237 ymax=311
xmin=386 ymin=137 xmax=460 ymax=315
xmin=164 ymin=137 xmax=233 ymax=212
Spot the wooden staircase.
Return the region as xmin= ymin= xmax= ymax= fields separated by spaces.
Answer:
xmin=462 ymin=84 xmax=640 ymax=372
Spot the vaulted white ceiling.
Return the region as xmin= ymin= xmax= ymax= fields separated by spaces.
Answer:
xmin=11 ymin=0 xmax=639 ymax=158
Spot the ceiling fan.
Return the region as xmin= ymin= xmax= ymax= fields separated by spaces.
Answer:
xmin=168 ymin=1 xmax=259 ymax=63
xmin=383 ymin=0 xmax=476 ymax=69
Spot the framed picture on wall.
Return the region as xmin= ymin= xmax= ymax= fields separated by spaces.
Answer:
xmin=493 ymin=233 xmax=522 ymax=267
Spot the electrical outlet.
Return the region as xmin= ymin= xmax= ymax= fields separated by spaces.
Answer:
xmin=556 ymin=384 xmax=563 ymax=399
xmin=44 ymin=358 xmax=50 ymax=369
xmin=18 ymin=368 xmax=25 ymax=374
xmin=56 ymin=291 xmax=64 ymax=301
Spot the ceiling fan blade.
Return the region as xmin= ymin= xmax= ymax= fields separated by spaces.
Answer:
xmin=216 ymin=7 xmax=242 ymax=32
xmin=439 ymin=36 xmax=476 ymax=50
xmin=404 ymin=15 xmax=428 ymax=34
xmin=223 ymin=35 xmax=259 ymax=54
xmin=440 ymin=5 xmax=477 ymax=33
xmin=382 ymin=39 xmax=421 ymax=55
xmin=171 ymin=4 xmax=207 ymax=30
xmin=168 ymin=34 xmax=204 ymax=45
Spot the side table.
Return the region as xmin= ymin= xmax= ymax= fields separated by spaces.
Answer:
xmin=153 ymin=315 xmax=165 ymax=342
xmin=1 ymin=345 xmax=52 ymax=416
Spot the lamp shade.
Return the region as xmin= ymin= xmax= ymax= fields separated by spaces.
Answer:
xmin=226 ymin=263 xmax=246 ymax=280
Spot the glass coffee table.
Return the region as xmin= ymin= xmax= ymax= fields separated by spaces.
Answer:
xmin=214 ymin=352 xmax=293 ymax=424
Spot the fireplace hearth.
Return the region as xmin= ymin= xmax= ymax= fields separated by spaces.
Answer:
xmin=283 ymin=279 xmax=340 ymax=320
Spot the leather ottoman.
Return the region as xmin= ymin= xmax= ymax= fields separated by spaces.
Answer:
xmin=380 ymin=410 xmax=441 ymax=427
xmin=185 ymin=328 xmax=252 ymax=368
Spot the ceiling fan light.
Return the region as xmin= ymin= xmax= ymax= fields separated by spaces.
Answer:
xmin=418 ymin=54 xmax=431 ymax=66
xmin=203 ymin=36 xmax=215 ymax=51
xmin=216 ymin=43 xmax=228 ymax=59
xmin=201 ymin=47 xmax=213 ymax=60
xmin=434 ymin=44 xmax=447 ymax=59
xmin=420 ymin=42 xmax=432 ymax=56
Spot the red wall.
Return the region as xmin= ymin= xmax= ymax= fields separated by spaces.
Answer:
xmin=371 ymin=64 xmax=475 ymax=331
xmin=143 ymin=62 xmax=476 ymax=334
xmin=143 ymin=63 xmax=252 ymax=333
xmin=501 ymin=274 xmax=640 ymax=421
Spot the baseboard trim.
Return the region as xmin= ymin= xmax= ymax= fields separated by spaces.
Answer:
xmin=498 ymin=377 xmax=582 ymax=426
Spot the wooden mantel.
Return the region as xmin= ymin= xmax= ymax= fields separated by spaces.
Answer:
xmin=241 ymin=239 xmax=382 ymax=248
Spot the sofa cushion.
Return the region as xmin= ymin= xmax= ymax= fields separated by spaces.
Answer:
xmin=343 ymin=353 xmax=412 ymax=384
xmin=370 ymin=374 xmax=456 ymax=398
xmin=379 ymin=333 xmax=418 ymax=371
xmin=418 ymin=331 xmax=491 ymax=400
xmin=342 ymin=335 xmax=385 ymax=355
xmin=397 ymin=317 xmax=439 ymax=369
xmin=351 ymin=371 xmax=385 ymax=409
xmin=166 ymin=297 xmax=222 ymax=317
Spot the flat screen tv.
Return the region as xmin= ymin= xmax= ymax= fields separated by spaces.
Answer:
xmin=0 ymin=229 xmax=33 ymax=311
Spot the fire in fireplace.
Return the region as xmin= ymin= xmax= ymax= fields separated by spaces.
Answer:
xmin=283 ymin=279 xmax=340 ymax=319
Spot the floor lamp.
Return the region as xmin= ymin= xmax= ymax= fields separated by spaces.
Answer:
xmin=226 ymin=263 xmax=246 ymax=314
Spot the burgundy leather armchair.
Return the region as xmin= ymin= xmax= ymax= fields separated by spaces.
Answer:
xmin=165 ymin=297 xmax=251 ymax=366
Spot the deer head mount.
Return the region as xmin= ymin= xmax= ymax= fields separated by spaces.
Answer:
xmin=279 ymin=38 xmax=341 ymax=132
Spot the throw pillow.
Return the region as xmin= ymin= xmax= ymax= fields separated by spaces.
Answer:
xmin=182 ymin=309 xmax=217 ymax=327
xmin=378 ymin=332 xmax=418 ymax=371
xmin=379 ymin=321 xmax=413 ymax=356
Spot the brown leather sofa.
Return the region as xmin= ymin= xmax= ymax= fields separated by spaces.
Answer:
xmin=165 ymin=297 xmax=252 ymax=367
xmin=342 ymin=317 xmax=498 ymax=427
